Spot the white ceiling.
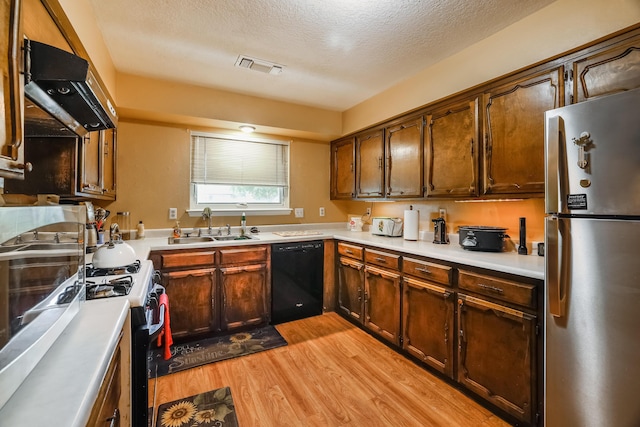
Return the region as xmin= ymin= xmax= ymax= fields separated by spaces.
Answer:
xmin=88 ymin=0 xmax=555 ymax=112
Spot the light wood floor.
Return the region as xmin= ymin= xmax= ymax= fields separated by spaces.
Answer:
xmin=149 ymin=312 xmax=511 ymax=426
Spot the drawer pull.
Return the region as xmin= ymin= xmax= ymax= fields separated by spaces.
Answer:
xmin=478 ymin=283 xmax=504 ymax=293
xmin=374 ymin=257 xmax=387 ymax=263
xmin=345 ymin=249 xmax=353 ymax=254
xmin=415 ymin=267 xmax=431 ymax=274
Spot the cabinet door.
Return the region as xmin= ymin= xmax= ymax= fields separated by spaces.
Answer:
xmin=80 ymin=131 xmax=102 ymax=195
xmin=483 ymin=67 xmax=564 ymax=195
xmin=101 ymin=128 xmax=116 ymax=199
xmin=570 ymin=32 xmax=640 ymax=103
xmin=364 ymin=265 xmax=401 ymax=345
xmin=402 ymin=277 xmax=454 ymax=378
xmin=0 ymin=0 xmax=25 ymax=180
xmin=337 ymin=257 xmax=365 ymax=322
xmin=162 ymin=268 xmax=217 ymax=339
xmin=385 ymin=117 xmax=424 ymax=198
xmin=330 ymin=137 xmax=355 ymax=199
xmin=356 ymin=129 xmax=385 ymax=198
xmin=426 ymin=98 xmax=479 ymax=198
xmin=457 ymin=293 xmax=536 ymax=424
xmin=88 ymin=344 xmax=121 ymax=427
xmin=220 ymin=263 xmax=270 ymax=331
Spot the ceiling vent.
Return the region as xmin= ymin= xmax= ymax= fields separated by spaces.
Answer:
xmin=235 ymin=55 xmax=283 ymax=75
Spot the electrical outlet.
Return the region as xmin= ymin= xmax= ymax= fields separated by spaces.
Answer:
xmin=366 ymin=207 xmax=372 ymax=216
xmin=319 ymin=207 xmax=325 ymax=217
xmin=439 ymin=208 xmax=446 ymax=218
xmin=169 ymin=208 xmax=177 ymax=220
xmin=294 ymin=208 xmax=304 ymax=218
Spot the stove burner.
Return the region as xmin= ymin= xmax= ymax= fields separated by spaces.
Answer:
xmin=86 ymin=275 xmax=134 ymax=300
xmin=86 ymin=260 xmax=141 ymax=277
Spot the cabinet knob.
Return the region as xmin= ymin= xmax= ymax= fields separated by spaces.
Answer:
xmin=16 ymin=162 xmax=33 ymax=172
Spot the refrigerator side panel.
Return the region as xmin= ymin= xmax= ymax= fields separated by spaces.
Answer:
xmin=544 ymin=88 xmax=640 ymax=216
xmin=545 ymin=217 xmax=640 ymax=427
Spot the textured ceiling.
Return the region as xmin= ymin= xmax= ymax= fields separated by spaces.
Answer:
xmin=88 ymin=0 xmax=555 ymax=111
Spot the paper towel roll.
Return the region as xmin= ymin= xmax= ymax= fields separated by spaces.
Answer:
xmin=404 ymin=209 xmax=419 ymax=241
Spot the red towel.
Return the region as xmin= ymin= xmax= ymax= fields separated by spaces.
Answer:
xmin=156 ymin=293 xmax=173 ymax=360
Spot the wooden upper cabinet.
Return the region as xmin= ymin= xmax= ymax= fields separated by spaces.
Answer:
xmin=80 ymin=131 xmax=102 ymax=195
xmin=356 ymin=129 xmax=385 ymax=198
xmin=482 ymin=67 xmax=564 ymax=196
xmin=0 ymin=0 xmax=25 ymax=180
xmin=330 ymin=137 xmax=355 ymax=199
xmin=385 ymin=116 xmax=424 ymax=198
xmin=570 ymin=31 xmax=640 ymax=103
xmin=101 ymin=128 xmax=117 ymax=199
xmin=425 ymin=97 xmax=479 ymax=198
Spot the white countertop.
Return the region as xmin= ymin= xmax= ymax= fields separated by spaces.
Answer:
xmin=127 ymin=226 xmax=544 ymax=280
xmin=0 ymin=298 xmax=129 ymax=426
xmin=0 ymin=223 xmax=544 ymax=426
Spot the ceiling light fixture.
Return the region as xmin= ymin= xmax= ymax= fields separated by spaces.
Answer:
xmin=239 ymin=125 xmax=255 ymax=133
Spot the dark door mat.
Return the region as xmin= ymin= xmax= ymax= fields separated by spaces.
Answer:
xmin=148 ymin=325 xmax=287 ymax=378
xmin=154 ymin=386 xmax=239 ymax=427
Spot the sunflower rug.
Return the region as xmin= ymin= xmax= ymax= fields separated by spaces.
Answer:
xmin=148 ymin=325 xmax=287 ymax=378
xmin=154 ymin=387 xmax=239 ymax=427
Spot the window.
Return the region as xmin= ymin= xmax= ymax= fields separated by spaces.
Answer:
xmin=190 ymin=132 xmax=290 ymax=214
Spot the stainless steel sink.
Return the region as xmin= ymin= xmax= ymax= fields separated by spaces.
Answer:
xmin=168 ymin=234 xmax=257 ymax=244
xmin=168 ymin=236 xmax=215 ymax=244
xmin=16 ymin=242 xmax=80 ymax=251
xmin=213 ymin=234 xmax=255 ymax=241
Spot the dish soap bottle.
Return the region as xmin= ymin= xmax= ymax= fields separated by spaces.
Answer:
xmin=137 ymin=220 xmax=145 ymax=239
xmin=173 ymin=221 xmax=181 ymax=238
xmin=241 ymin=212 xmax=247 ymax=236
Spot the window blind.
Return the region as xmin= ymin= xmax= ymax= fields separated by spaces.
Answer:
xmin=191 ymin=135 xmax=289 ymax=187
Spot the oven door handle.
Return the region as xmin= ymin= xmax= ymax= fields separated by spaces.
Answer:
xmin=147 ymin=283 xmax=166 ymax=341
xmin=147 ymin=305 xmax=165 ymax=340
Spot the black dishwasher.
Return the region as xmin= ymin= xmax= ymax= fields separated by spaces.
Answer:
xmin=271 ymin=240 xmax=324 ymax=324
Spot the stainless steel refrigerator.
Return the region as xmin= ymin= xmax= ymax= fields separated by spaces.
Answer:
xmin=544 ymin=87 xmax=640 ymax=426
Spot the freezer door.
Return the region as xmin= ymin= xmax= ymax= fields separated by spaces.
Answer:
xmin=545 ymin=88 xmax=640 ymax=216
xmin=545 ymin=217 xmax=640 ymax=427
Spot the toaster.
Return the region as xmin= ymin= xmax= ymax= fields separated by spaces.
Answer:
xmin=371 ymin=217 xmax=403 ymax=237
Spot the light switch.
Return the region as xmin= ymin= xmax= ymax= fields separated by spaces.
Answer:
xmin=294 ymin=208 xmax=304 ymax=218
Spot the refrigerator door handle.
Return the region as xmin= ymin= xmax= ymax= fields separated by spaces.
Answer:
xmin=546 ymin=216 xmax=565 ymax=317
xmin=545 ymin=115 xmax=562 ymax=214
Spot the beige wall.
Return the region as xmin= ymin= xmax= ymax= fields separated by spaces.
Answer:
xmin=96 ymin=121 xmax=353 ymax=230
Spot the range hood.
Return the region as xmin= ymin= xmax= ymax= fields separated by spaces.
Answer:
xmin=24 ymin=40 xmax=117 ymax=137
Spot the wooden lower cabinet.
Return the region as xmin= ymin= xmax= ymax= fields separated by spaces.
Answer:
xmin=402 ymin=277 xmax=454 ymax=378
xmin=162 ymin=268 xmax=217 ymax=339
xmin=334 ymin=241 xmax=541 ymax=426
xmin=152 ymin=245 xmax=271 ymax=340
xmin=88 ymin=336 xmax=122 ymax=427
xmin=364 ymin=265 xmax=401 ymax=345
xmin=337 ymin=256 xmax=365 ymax=322
xmin=457 ymin=293 xmax=537 ymax=424
xmin=220 ymin=263 xmax=269 ymax=330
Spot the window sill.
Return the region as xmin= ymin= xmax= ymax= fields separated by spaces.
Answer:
xmin=187 ymin=208 xmax=293 ymax=217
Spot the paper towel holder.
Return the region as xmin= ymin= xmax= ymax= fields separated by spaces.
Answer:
xmin=404 ymin=205 xmax=419 ymax=241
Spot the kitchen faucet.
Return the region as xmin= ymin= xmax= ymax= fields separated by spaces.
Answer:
xmin=202 ymin=207 xmax=213 ymax=235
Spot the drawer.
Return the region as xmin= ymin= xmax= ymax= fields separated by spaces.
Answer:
xmin=219 ymin=246 xmax=268 ymax=265
xmin=365 ymin=248 xmax=400 ymax=270
xmin=337 ymin=242 xmax=363 ymax=260
xmin=161 ymin=251 xmax=215 ymax=269
xmin=403 ymin=257 xmax=452 ymax=286
xmin=458 ymin=270 xmax=537 ymax=309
